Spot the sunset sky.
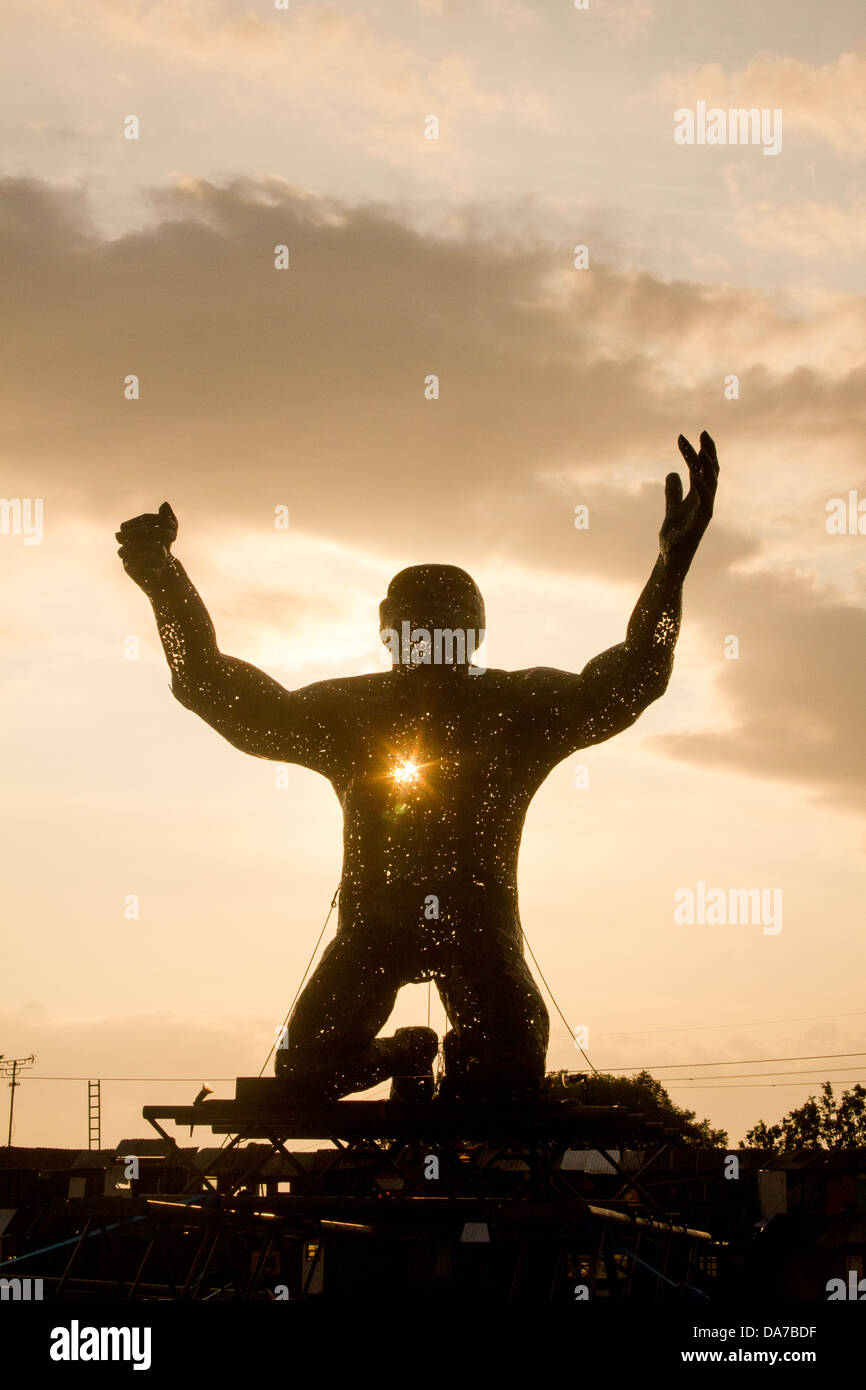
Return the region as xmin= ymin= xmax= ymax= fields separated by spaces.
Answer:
xmin=2 ymin=0 xmax=865 ymax=1149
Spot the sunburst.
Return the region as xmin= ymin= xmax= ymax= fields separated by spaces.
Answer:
xmin=392 ymin=759 xmax=421 ymax=786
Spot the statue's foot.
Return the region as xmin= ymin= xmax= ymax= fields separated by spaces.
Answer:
xmin=436 ymin=1075 xmax=542 ymax=1103
xmin=386 ymin=1026 xmax=439 ymax=1102
xmin=437 ymin=1030 xmax=543 ymax=1103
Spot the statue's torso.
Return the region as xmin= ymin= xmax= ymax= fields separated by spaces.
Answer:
xmin=316 ymin=668 xmax=577 ymax=939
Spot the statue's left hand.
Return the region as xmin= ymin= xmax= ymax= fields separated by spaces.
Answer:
xmin=660 ymin=430 xmax=719 ymax=568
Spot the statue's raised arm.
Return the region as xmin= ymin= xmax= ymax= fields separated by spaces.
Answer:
xmin=116 ymin=502 xmax=343 ymax=775
xmin=525 ymin=431 xmax=719 ymax=756
xmin=581 ymin=429 xmax=718 ymax=733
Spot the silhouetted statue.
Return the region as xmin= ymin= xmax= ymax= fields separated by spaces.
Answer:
xmin=118 ymin=432 xmax=718 ymax=1102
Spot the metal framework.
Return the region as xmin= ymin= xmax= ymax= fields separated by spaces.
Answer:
xmin=131 ymin=1081 xmax=718 ymax=1300
xmin=2 ymin=1082 xmax=722 ymax=1301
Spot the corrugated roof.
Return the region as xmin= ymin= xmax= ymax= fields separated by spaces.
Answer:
xmin=0 ymin=1147 xmax=80 ymax=1170
xmin=114 ymin=1138 xmax=175 ymax=1157
xmin=71 ymin=1150 xmax=118 ymax=1169
xmin=192 ymin=1144 xmax=275 ymax=1173
xmin=561 ymin=1149 xmax=620 ymax=1174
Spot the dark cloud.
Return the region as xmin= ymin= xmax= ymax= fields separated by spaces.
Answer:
xmin=2 ymin=174 xmax=865 ymax=823
xmin=652 ymin=568 xmax=866 ymax=821
xmin=2 ymin=173 xmax=860 ymax=539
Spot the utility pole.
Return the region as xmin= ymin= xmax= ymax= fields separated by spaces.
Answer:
xmin=1 ymin=1055 xmax=34 ymax=1145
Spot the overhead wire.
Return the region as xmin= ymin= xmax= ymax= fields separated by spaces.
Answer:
xmin=519 ymin=923 xmax=598 ymax=1073
xmin=593 ymin=1009 xmax=866 ymax=1038
xmin=256 ymin=882 xmax=340 ymax=1079
xmin=16 ymin=900 xmax=866 ymax=1099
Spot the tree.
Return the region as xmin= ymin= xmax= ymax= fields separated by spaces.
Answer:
xmin=545 ymin=1068 xmax=728 ymax=1146
xmin=743 ymin=1081 xmax=866 ymax=1151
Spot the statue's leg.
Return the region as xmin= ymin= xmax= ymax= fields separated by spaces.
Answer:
xmin=436 ymin=948 xmax=549 ymax=1101
xmin=275 ymin=935 xmax=436 ymax=1099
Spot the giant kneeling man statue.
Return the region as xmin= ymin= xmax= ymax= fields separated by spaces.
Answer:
xmin=118 ymin=431 xmax=718 ymax=1102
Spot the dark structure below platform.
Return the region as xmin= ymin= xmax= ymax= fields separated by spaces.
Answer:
xmin=96 ymin=1080 xmax=719 ymax=1300
xmin=9 ymin=1127 xmax=863 ymax=1301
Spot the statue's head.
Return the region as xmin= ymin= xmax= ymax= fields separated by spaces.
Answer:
xmin=379 ymin=564 xmax=486 ymax=672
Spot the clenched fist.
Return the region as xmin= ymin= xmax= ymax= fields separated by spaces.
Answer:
xmin=116 ymin=501 xmax=178 ymax=591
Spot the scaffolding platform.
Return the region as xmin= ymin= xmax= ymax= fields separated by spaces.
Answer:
xmin=0 ymin=1083 xmax=723 ymax=1301
xmin=70 ymin=1079 xmax=726 ymax=1300
xmin=143 ymin=1078 xmax=684 ymax=1143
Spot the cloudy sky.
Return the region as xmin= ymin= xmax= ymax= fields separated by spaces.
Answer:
xmin=2 ymin=0 xmax=865 ymax=1149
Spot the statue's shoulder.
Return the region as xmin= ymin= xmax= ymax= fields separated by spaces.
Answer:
xmin=499 ymin=665 xmax=576 ymax=691
xmin=297 ymin=672 xmax=390 ymax=704
xmin=492 ymin=666 xmax=584 ymax=709
xmin=468 ymin=667 xmax=555 ymax=707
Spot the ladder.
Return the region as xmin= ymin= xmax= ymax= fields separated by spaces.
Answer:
xmin=88 ymin=1079 xmax=101 ymax=1150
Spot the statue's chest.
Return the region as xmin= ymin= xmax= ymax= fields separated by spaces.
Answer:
xmin=339 ymin=688 xmax=519 ymax=797
xmin=359 ymin=694 xmax=508 ymax=761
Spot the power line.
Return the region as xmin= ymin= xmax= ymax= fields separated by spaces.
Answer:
xmin=16 ymin=1007 xmax=866 ymax=1096
xmin=593 ymin=1009 xmax=866 ymax=1039
xmin=635 ymin=1065 xmax=866 ymax=1083
xmin=614 ymin=1050 xmax=866 ymax=1072
xmin=21 ymin=1052 xmax=866 ymax=1085
xmin=666 ymin=1078 xmax=866 ymax=1090
xmin=22 ymin=1053 xmax=866 ymax=1085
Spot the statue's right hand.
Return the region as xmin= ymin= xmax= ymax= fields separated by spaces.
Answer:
xmin=116 ymin=501 xmax=178 ymax=589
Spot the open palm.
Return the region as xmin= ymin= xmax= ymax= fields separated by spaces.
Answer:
xmin=660 ymin=431 xmax=719 ymax=566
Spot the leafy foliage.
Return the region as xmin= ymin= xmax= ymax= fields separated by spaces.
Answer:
xmin=743 ymin=1081 xmax=866 ymax=1152
xmin=544 ymin=1068 xmax=728 ymax=1146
